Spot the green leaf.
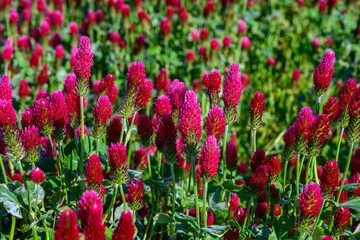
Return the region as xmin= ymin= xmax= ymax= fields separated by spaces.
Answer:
xmin=209 ymin=186 xmax=222 ymax=206
xmin=256 ymin=226 xmax=272 ymax=240
xmin=319 ymin=206 xmax=332 ymax=221
xmin=0 ymin=185 xmax=22 ymax=218
xmin=312 ymin=226 xmax=324 ymax=240
xmin=63 ymin=140 xmax=76 ymax=156
xmin=113 ymin=204 xmax=132 ymax=222
xmin=28 ymin=210 xmax=54 ymax=230
xmin=174 ymin=212 xmax=200 ymax=235
xmin=128 ymin=170 xmax=143 ymax=178
xmin=341 ymin=183 xmax=360 ymax=192
xmin=62 ymin=150 xmax=78 ymax=170
xmin=154 ymin=213 xmax=175 ymax=224
xmin=14 ymin=181 xmax=45 ymax=206
xmin=274 ymin=214 xmax=294 ymax=239
xmin=341 ymin=197 xmax=360 ymax=211
xmin=222 ymin=180 xmax=244 ymax=193
xmin=209 ymin=202 xmax=229 ymax=221
xmin=201 ymin=225 xmax=230 ymax=238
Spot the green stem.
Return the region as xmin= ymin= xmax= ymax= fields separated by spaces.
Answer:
xmin=305 ymin=157 xmax=313 ymax=184
xmin=143 ymin=190 xmax=155 ymax=240
xmin=222 ymin=125 xmax=229 ymax=184
xmin=335 ymin=127 xmax=344 ymax=162
xmin=313 ymin=157 xmax=320 ymax=184
xmin=311 ymin=199 xmax=325 ymax=237
xmin=283 ymin=161 xmax=288 ymax=187
xmin=125 ymin=112 xmax=136 ymax=146
xmin=80 ymin=95 xmax=85 ymax=193
xmin=241 ymin=198 xmax=252 ymax=233
xmin=17 ymin=163 xmax=32 ymax=213
xmin=146 ymin=147 xmax=152 ymax=177
xmin=96 ymin=138 xmax=99 ymax=156
xmin=187 ymin=158 xmax=192 ymax=197
xmin=329 ymin=143 xmax=355 ymax=232
xmin=9 ymin=215 xmax=16 ymax=240
xmin=296 ymin=154 xmax=301 ymax=201
xmin=103 ymin=184 xmax=118 ymax=222
xmin=119 ymin=117 xmax=126 ymax=144
xmin=0 ymin=156 xmax=8 ymax=183
xmin=157 ymin=152 xmax=162 ymax=178
xmin=248 ymin=200 xmax=257 ymax=238
xmin=203 ymin=179 xmax=208 ymax=238
xmin=119 ymin=184 xmax=127 ymax=211
xmin=252 ymin=129 xmax=257 ymax=155
xmin=316 ymin=96 xmax=322 ymax=115
xmin=192 ymin=157 xmax=200 ymax=226
xmin=180 ymin=158 xmax=187 ymax=204
xmin=32 ymin=227 xmax=38 ymax=240
xmin=170 ymin=164 xmax=176 ymax=216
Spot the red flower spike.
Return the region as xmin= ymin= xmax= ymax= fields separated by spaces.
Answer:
xmin=349 ymin=173 xmax=360 ymax=199
xmin=250 ymin=149 xmax=268 ymax=172
xmin=92 ymin=96 xmax=112 ymax=139
xmin=36 ymin=64 xmax=48 ymax=87
xmin=154 ymin=95 xmax=172 ymax=117
xmin=299 ymin=182 xmax=323 ymax=230
xmin=108 ymin=143 xmax=128 ymax=184
xmin=293 ymin=107 xmax=315 ymax=155
xmin=0 ymin=74 xmax=12 ymax=102
xmin=54 ymin=209 xmax=79 ymax=240
xmin=135 ymin=79 xmax=153 ymax=110
xmin=267 ymin=156 xmax=281 ymax=181
xmin=338 ymin=78 xmax=357 ymax=128
xmin=205 ymin=106 xmax=226 ymax=142
xmin=345 ymin=87 xmax=360 ymax=143
xmin=155 ymin=68 xmax=171 ymax=93
xmin=204 ymin=70 xmax=222 ymax=108
xmin=107 ymin=116 xmax=122 ymax=144
xmin=228 ymin=193 xmax=239 ymax=220
xmin=29 ymin=168 xmax=45 ymax=183
xmin=320 ymin=160 xmax=339 ymax=199
xmin=18 ymin=79 xmax=30 ymax=99
xmin=83 ymin=203 xmax=105 ymax=240
xmin=155 ymin=114 xmax=177 ymax=164
xmin=77 ymin=190 xmax=103 ymax=225
xmin=226 ymin=142 xmax=237 ymax=172
xmin=307 ymin=114 xmax=331 ymax=156
xmin=249 ymin=165 xmax=268 ymax=195
xmin=99 ymin=74 xmax=115 ymax=95
xmin=199 ymin=135 xmax=220 ymax=180
xmin=127 ymin=179 xmax=144 ymax=211
xmin=323 ymin=97 xmax=339 ymax=123
xmin=333 ymin=207 xmax=351 ymax=236
xmin=133 ymin=147 xmax=147 ymax=169
xmin=111 ymin=211 xmax=135 ymax=240
xmin=34 ymin=99 xmax=54 ymax=135
xmin=249 ymin=91 xmax=265 ymax=130
xmin=85 ymin=155 xmax=104 ymax=193
xmin=168 ymin=79 xmax=186 ymax=116
xmin=0 ymin=100 xmax=17 ymax=128
xmin=137 ymin=114 xmax=153 ymax=147
xmin=21 ymin=126 xmax=40 ymax=162
xmin=282 ymin=125 xmax=296 ymax=161
xmin=50 ymin=91 xmax=68 ymax=132
xmin=313 ymin=50 xmax=335 ymax=97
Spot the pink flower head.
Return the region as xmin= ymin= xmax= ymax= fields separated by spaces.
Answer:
xmin=21 ymin=126 xmax=40 ymax=162
xmin=99 ymin=74 xmax=115 ymax=95
xmin=55 ymin=45 xmax=64 ymax=59
xmin=205 ymin=106 xmax=226 ymax=141
xmin=313 ymin=50 xmax=335 ymax=97
xmin=204 ymin=70 xmax=222 ymax=108
xmin=51 ymin=10 xmax=63 ymax=26
xmin=18 ymin=79 xmax=30 ymax=99
xmin=238 ymin=20 xmax=247 ymax=34
xmin=54 ymin=209 xmax=79 ymax=240
xmin=168 ymin=79 xmax=185 ymax=111
xmin=333 ymin=207 xmax=351 ymax=236
xmin=34 ymin=98 xmax=54 ymax=135
xmin=293 ymin=107 xmax=315 ymax=155
xmin=323 ymin=97 xmax=339 ymax=123
xmin=237 ymin=161 xmax=247 ymax=174
xmin=102 ymin=115 xmax=120 ymax=143
xmin=40 ymin=21 xmax=50 ymax=37
xmin=2 ymin=39 xmax=14 ymax=61
xmin=267 ymin=156 xmax=281 ymax=181
xmin=249 ymin=165 xmax=268 ymax=195
xmin=319 ymin=0 xmax=326 ymax=12
xmin=127 ymin=179 xmax=144 ymax=211
xmin=307 ymin=114 xmax=330 ymax=156
xmin=133 ymin=147 xmax=147 ymax=169
xmin=241 ymin=36 xmax=251 ymax=50
xmin=83 ymin=201 xmax=105 ymax=240
xmin=199 ymin=135 xmax=220 ymax=180
xmin=283 ymin=125 xmax=296 ymax=161
xmin=179 ymin=90 xmax=202 ymax=154
xmin=311 ymin=38 xmax=320 ymax=50
xmin=108 ymin=143 xmax=128 ymax=184
xmin=292 ymin=69 xmax=301 ymax=82
xmin=85 ymin=154 xmax=104 ymax=194
xmin=135 ymin=78 xmax=152 ymax=110
xmin=228 ymin=193 xmax=239 ymax=219
xmin=320 ymin=160 xmax=339 ymax=199
xmin=299 ymin=182 xmax=323 ymax=226
xmin=200 ymin=28 xmax=208 ymax=41
xmin=155 ymin=68 xmax=171 ymax=93
xmin=267 ymin=57 xmax=276 ymax=67
xmin=250 ymin=149 xmax=268 ymax=172
xmin=69 ymin=22 xmax=79 ymax=36
xmin=338 ymin=78 xmax=357 ymax=128
xmin=138 ymin=114 xmax=153 ymax=147
xmin=126 ymin=62 xmax=146 ymax=89
xmin=9 ymin=8 xmax=19 ymax=24
xmin=345 ymin=87 xmax=360 ymax=143
xmin=21 ymin=108 xmax=34 ymax=129
xmin=349 ymin=172 xmax=360 ymax=199
xmin=186 ymin=49 xmax=195 ymax=63
xmin=249 ymin=91 xmax=265 ymax=130
xmin=111 ymin=211 xmax=135 ymax=240
xmin=0 ymin=100 xmax=17 ymax=128
xmin=226 ymin=142 xmax=237 ymax=171
xmin=210 ymin=38 xmax=219 ymax=51
xmin=92 ymin=96 xmax=111 ymax=139
xmin=63 ymin=73 xmax=77 ymax=96
xmin=29 ymin=168 xmax=45 ymax=183
xmin=222 ymin=63 xmax=242 ymax=125
xmin=155 ymin=114 xmax=177 ymax=164
xmin=50 ymin=91 xmax=68 ymax=132
xmin=160 ymin=18 xmax=171 ymax=36
xmin=223 ymin=36 xmax=231 ymax=48
xmin=108 ymin=85 xmax=118 ymax=104
xmin=36 ymin=64 xmax=49 ymax=87
xmin=72 ymin=36 xmax=93 ymax=95
xmin=77 ymin=190 xmax=103 ymax=225
xmin=0 ymin=74 xmax=12 ymax=102
xmin=241 ymin=73 xmax=249 ymax=88
xmin=154 ymin=95 xmax=172 ymax=117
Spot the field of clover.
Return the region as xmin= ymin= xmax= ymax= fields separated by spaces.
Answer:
xmin=0 ymin=0 xmax=360 ymax=239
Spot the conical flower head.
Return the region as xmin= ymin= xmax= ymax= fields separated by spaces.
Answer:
xmin=36 ymin=64 xmax=48 ymax=87
xmin=249 ymin=165 xmax=268 ymax=195
xmin=0 ymin=99 xmax=17 ymax=128
xmin=228 ymin=193 xmax=239 ymax=220
xmin=323 ymin=97 xmax=339 ymax=123
xmin=320 ymin=160 xmax=339 ymax=199
xmin=205 ymin=106 xmax=226 ymax=142
xmin=92 ymin=96 xmax=111 ymax=139
xmin=199 ymin=135 xmax=220 ymax=180
xmin=134 ymin=78 xmax=152 ymax=110
xmin=226 ymin=142 xmax=237 ymax=171
xmin=18 ymin=79 xmax=30 ymax=99
xmin=293 ymin=107 xmax=315 ymax=155
xmin=154 ymin=95 xmax=172 ymax=117
xmin=54 ymin=209 xmax=79 ymax=240
xmin=222 ymin=63 xmax=242 ymax=125
xmin=83 ymin=201 xmax=105 ymax=240
xmin=338 ymin=78 xmax=357 ymax=128
xmin=108 ymin=143 xmax=128 ymax=184
xmin=107 ymin=116 xmax=122 ymax=144
xmin=267 ymin=156 xmax=281 ymax=181
xmin=204 ymin=70 xmax=222 ymax=108
xmin=99 ymin=74 xmax=115 ymax=95
xmin=168 ymin=79 xmax=186 ymax=109
xmin=155 ymin=68 xmax=171 ymax=93
xmin=282 ymin=125 xmax=296 ymax=161
xmin=349 ymin=173 xmax=360 ymax=199
xmin=155 ymin=114 xmax=177 ymax=164
xmin=333 ymin=207 xmax=351 ymax=236
xmin=307 ymin=114 xmax=330 ymax=157
xmin=313 ymin=50 xmax=335 ymax=97
xmin=250 ymin=149 xmax=268 ymax=172
xmin=85 ymin=154 xmax=104 ymax=194
xmin=127 ymin=179 xmax=144 ymax=211
xmin=34 ymin=98 xmax=54 ymax=135
xmin=111 ymin=210 xmax=135 ymax=240
xmin=50 ymin=91 xmax=68 ymax=134
xmin=179 ymin=90 xmax=202 ymax=155
xmin=0 ymin=74 xmax=12 ymax=102
xmin=21 ymin=108 xmax=34 ymax=129
xmin=77 ymin=190 xmax=103 ymax=225
xmin=249 ymin=91 xmax=265 ymax=130
xmin=72 ymin=36 xmax=93 ymax=96
xmin=299 ymin=182 xmax=323 ymax=229
xmin=137 ymin=114 xmax=153 ymax=147
xmin=63 ymin=73 xmax=77 ymax=96
xmin=345 ymin=87 xmax=360 ymax=143
xmin=29 ymin=167 xmax=45 ymax=183
xmin=21 ymin=126 xmax=40 ymax=162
